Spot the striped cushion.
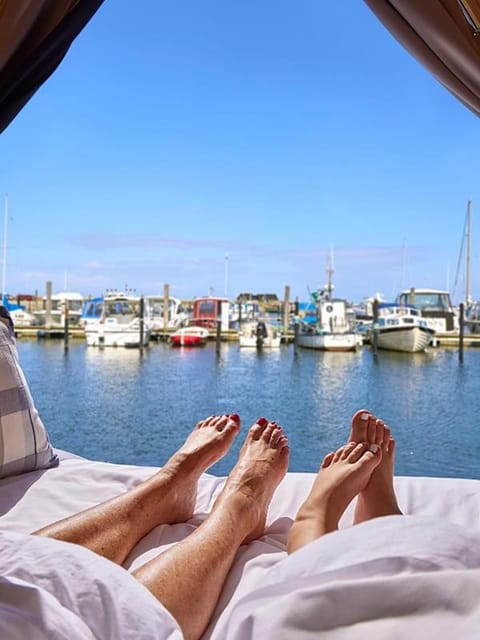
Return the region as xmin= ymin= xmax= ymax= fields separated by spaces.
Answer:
xmin=0 ymin=307 xmax=59 ymax=479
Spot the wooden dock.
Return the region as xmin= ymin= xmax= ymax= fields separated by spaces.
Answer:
xmin=13 ymin=326 xmax=480 ymax=349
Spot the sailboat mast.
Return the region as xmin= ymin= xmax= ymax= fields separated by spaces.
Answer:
xmin=465 ymin=200 xmax=472 ymax=306
xmin=325 ymin=246 xmax=334 ymax=300
xmin=2 ymin=194 xmax=8 ymax=299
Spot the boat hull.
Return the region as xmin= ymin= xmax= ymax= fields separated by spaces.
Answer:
xmin=296 ymin=332 xmax=359 ymax=352
xmin=85 ymin=326 xmax=151 ymax=347
xmin=169 ymin=327 xmax=209 ymax=347
xmin=239 ymin=336 xmax=281 ymax=348
xmin=375 ymin=326 xmax=433 ymax=353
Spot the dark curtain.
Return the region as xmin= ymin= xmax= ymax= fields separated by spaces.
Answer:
xmin=363 ymin=0 xmax=480 ymax=117
xmin=0 ymin=0 xmax=105 ymax=134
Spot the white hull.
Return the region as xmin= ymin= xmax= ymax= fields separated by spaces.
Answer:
xmin=297 ymin=331 xmax=358 ymax=352
xmin=375 ymin=326 xmax=433 ymax=353
xmin=239 ymin=335 xmax=281 ymax=348
xmin=85 ymin=321 xmax=151 ymax=347
xmin=238 ymin=320 xmax=281 ymax=349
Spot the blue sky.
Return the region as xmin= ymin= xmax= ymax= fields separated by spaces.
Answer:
xmin=0 ymin=0 xmax=478 ymax=304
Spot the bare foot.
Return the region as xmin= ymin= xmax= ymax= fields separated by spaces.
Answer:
xmin=349 ymin=409 xmax=402 ymax=523
xmin=287 ymin=441 xmax=381 ymax=553
xmin=212 ymin=418 xmax=290 ymax=543
xmin=147 ymin=414 xmax=241 ymax=523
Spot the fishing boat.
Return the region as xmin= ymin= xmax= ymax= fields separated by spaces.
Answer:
xmin=371 ymin=302 xmax=435 ymax=353
xmin=238 ymin=320 xmax=281 ymax=349
xmin=169 ymin=326 xmax=209 ymax=347
xmin=297 ymin=249 xmax=360 ymax=352
xmin=84 ymin=292 xmax=151 ymax=348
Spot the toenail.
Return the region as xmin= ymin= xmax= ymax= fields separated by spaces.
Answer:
xmin=229 ymin=413 xmax=240 ymax=423
xmin=360 ymin=413 xmax=369 ymax=421
xmin=256 ymin=417 xmax=268 ymax=426
xmin=369 ymin=444 xmax=379 ymax=453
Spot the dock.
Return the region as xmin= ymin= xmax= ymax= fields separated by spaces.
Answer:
xmin=13 ymin=327 xmax=480 ymax=348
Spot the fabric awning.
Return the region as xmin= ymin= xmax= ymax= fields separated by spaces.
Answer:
xmin=0 ymin=0 xmax=104 ymax=134
xmin=363 ymin=0 xmax=480 ymax=117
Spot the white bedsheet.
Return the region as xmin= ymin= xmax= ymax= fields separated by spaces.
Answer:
xmin=1 ymin=451 xmax=480 ymax=639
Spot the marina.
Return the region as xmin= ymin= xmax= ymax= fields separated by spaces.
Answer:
xmin=18 ymin=337 xmax=480 ymax=481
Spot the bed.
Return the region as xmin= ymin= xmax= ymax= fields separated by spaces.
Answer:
xmin=2 ymin=450 xmax=480 ymax=639
xmin=1 ymin=316 xmax=480 ymax=638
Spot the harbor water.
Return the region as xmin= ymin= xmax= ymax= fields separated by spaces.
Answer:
xmin=19 ymin=339 xmax=480 ymax=480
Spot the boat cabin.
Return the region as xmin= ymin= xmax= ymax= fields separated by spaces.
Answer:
xmin=396 ymin=288 xmax=458 ymax=333
xmin=190 ymin=296 xmax=230 ymax=331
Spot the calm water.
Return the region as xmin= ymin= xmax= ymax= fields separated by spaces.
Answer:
xmin=17 ymin=339 xmax=480 ymax=480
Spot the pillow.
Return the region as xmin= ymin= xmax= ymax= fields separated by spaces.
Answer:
xmin=0 ymin=306 xmax=59 ymax=479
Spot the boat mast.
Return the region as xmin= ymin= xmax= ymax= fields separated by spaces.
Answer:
xmin=465 ymin=200 xmax=472 ymax=306
xmin=1 ymin=194 xmax=8 ymax=299
xmin=325 ymin=245 xmax=334 ymax=300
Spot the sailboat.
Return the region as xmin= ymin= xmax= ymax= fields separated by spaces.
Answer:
xmin=296 ymin=249 xmax=360 ymax=352
xmin=458 ymin=201 xmax=480 ymax=334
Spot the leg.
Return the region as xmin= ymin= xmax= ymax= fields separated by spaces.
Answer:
xmin=287 ymin=442 xmax=381 ymax=554
xmin=133 ymin=419 xmax=289 ymax=640
xmin=33 ymin=414 xmax=241 ymax=565
xmin=349 ymin=409 xmax=403 ymax=523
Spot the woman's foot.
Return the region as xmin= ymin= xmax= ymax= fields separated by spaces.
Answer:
xmin=349 ymin=409 xmax=403 ymax=523
xmin=147 ymin=414 xmax=241 ymax=523
xmin=287 ymin=441 xmax=381 ymax=553
xmin=212 ymin=418 xmax=290 ymax=542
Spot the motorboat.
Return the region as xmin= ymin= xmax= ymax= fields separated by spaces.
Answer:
xmin=238 ymin=320 xmax=281 ymax=349
xmin=169 ymin=326 xmax=209 ymax=347
xmin=84 ymin=292 xmax=152 ymax=348
xmin=145 ymin=295 xmax=189 ymax=330
xmin=396 ymin=288 xmax=459 ymax=334
xmin=370 ymin=303 xmax=435 ymax=353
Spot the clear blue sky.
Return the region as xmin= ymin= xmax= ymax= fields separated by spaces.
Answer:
xmin=0 ymin=0 xmax=478 ymax=304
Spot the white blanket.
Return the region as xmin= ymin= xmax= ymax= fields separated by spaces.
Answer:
xmin=1 ymin=452 xmax=480 ymax=639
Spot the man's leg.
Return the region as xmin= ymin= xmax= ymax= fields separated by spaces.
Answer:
xmin=34 ymin=414 xmax=241 ymax=564
xmin=132 ymin=419 xmax=290 ymax=640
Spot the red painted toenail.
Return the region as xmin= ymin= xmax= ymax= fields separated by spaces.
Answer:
xmin=229 ymin=413 xmax=240 ymax=423
xmin=256 ymin=417 xmax=269 ymax=426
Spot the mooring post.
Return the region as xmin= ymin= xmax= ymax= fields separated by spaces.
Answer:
xmin=283 ymin=285 xmax=290 ymax=343
xmin=294 ymin=321 xmax=299 ymax=356
xmin=139 ymin=296 xmax=145 ymax=350
xmin=163 ymin=283 xmax=169 ymax=336
xmin=216 ymin=318 xmax=221 ymax=354
xmin=459 ymin=302 xmax=464 ymax=363
xmin=372 ymin=299 xmax=379 ymax=356
xmin=63 ymin=300 xmax=69 ymax=350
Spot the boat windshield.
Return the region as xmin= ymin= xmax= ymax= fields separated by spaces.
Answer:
xmin=398 ymin=292 xmax=452 ymax=311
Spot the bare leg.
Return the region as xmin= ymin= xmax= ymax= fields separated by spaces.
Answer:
xmin=287 ymin=442 xmax=381 ymax=554
xmin=349 ymin=409 xmax=402 ymax=523
xmin=33 ymin=414 xmax=241 ymax=564
xmin=133 ymin=419 xmax=289 ymax=640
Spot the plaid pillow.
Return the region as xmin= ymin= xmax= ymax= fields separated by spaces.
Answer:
xmin=0 ymin=307 xmax=59 ymax=479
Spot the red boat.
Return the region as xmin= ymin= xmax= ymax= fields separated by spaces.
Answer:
xmin=169 ymin=326 xmax=209 ymax=347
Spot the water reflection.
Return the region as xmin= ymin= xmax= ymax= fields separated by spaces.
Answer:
xmin=15 ymin=340 xmax=480 ymax=479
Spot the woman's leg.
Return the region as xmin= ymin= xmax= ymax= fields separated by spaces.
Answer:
xmin=33 ymin=414 xmax=241 ymax=565
xmin=348 ymin=409 xmax=403 ymax=523
xmin=132 ymin=419 xmax=290 ymax=640
xmin=286 ymin=441 xmax=381 ymax=553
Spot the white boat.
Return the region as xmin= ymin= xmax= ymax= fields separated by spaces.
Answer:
xmin=146 ymin=295 xmax=189 ymax=330
xmin=296 ymin=298 xmax=360 ymax=352
xmin=396 ymin=288 xmax=459 ymax=334
xmin=238 ymin=320 xmax=281 ymax=348
xmin=296 ymin=249 xmax=360 ymax=352
xmin=32 ymin=291 xmax=85 ymax=328
xmin=85 ymin=292 xmax=152 ymax=347
xmin=371 ymin=303 xmax=435 ymax=353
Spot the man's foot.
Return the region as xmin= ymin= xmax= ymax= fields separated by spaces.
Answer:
xmin=147 ymin=414 xmax=241 ymax=523
xmin=212 ymin=418 xmax=290 ymax=543
xmin=349 ymin=409 xmax=402 ymax=523
xmin=287 ymin=441 xmax=381 ymax=553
